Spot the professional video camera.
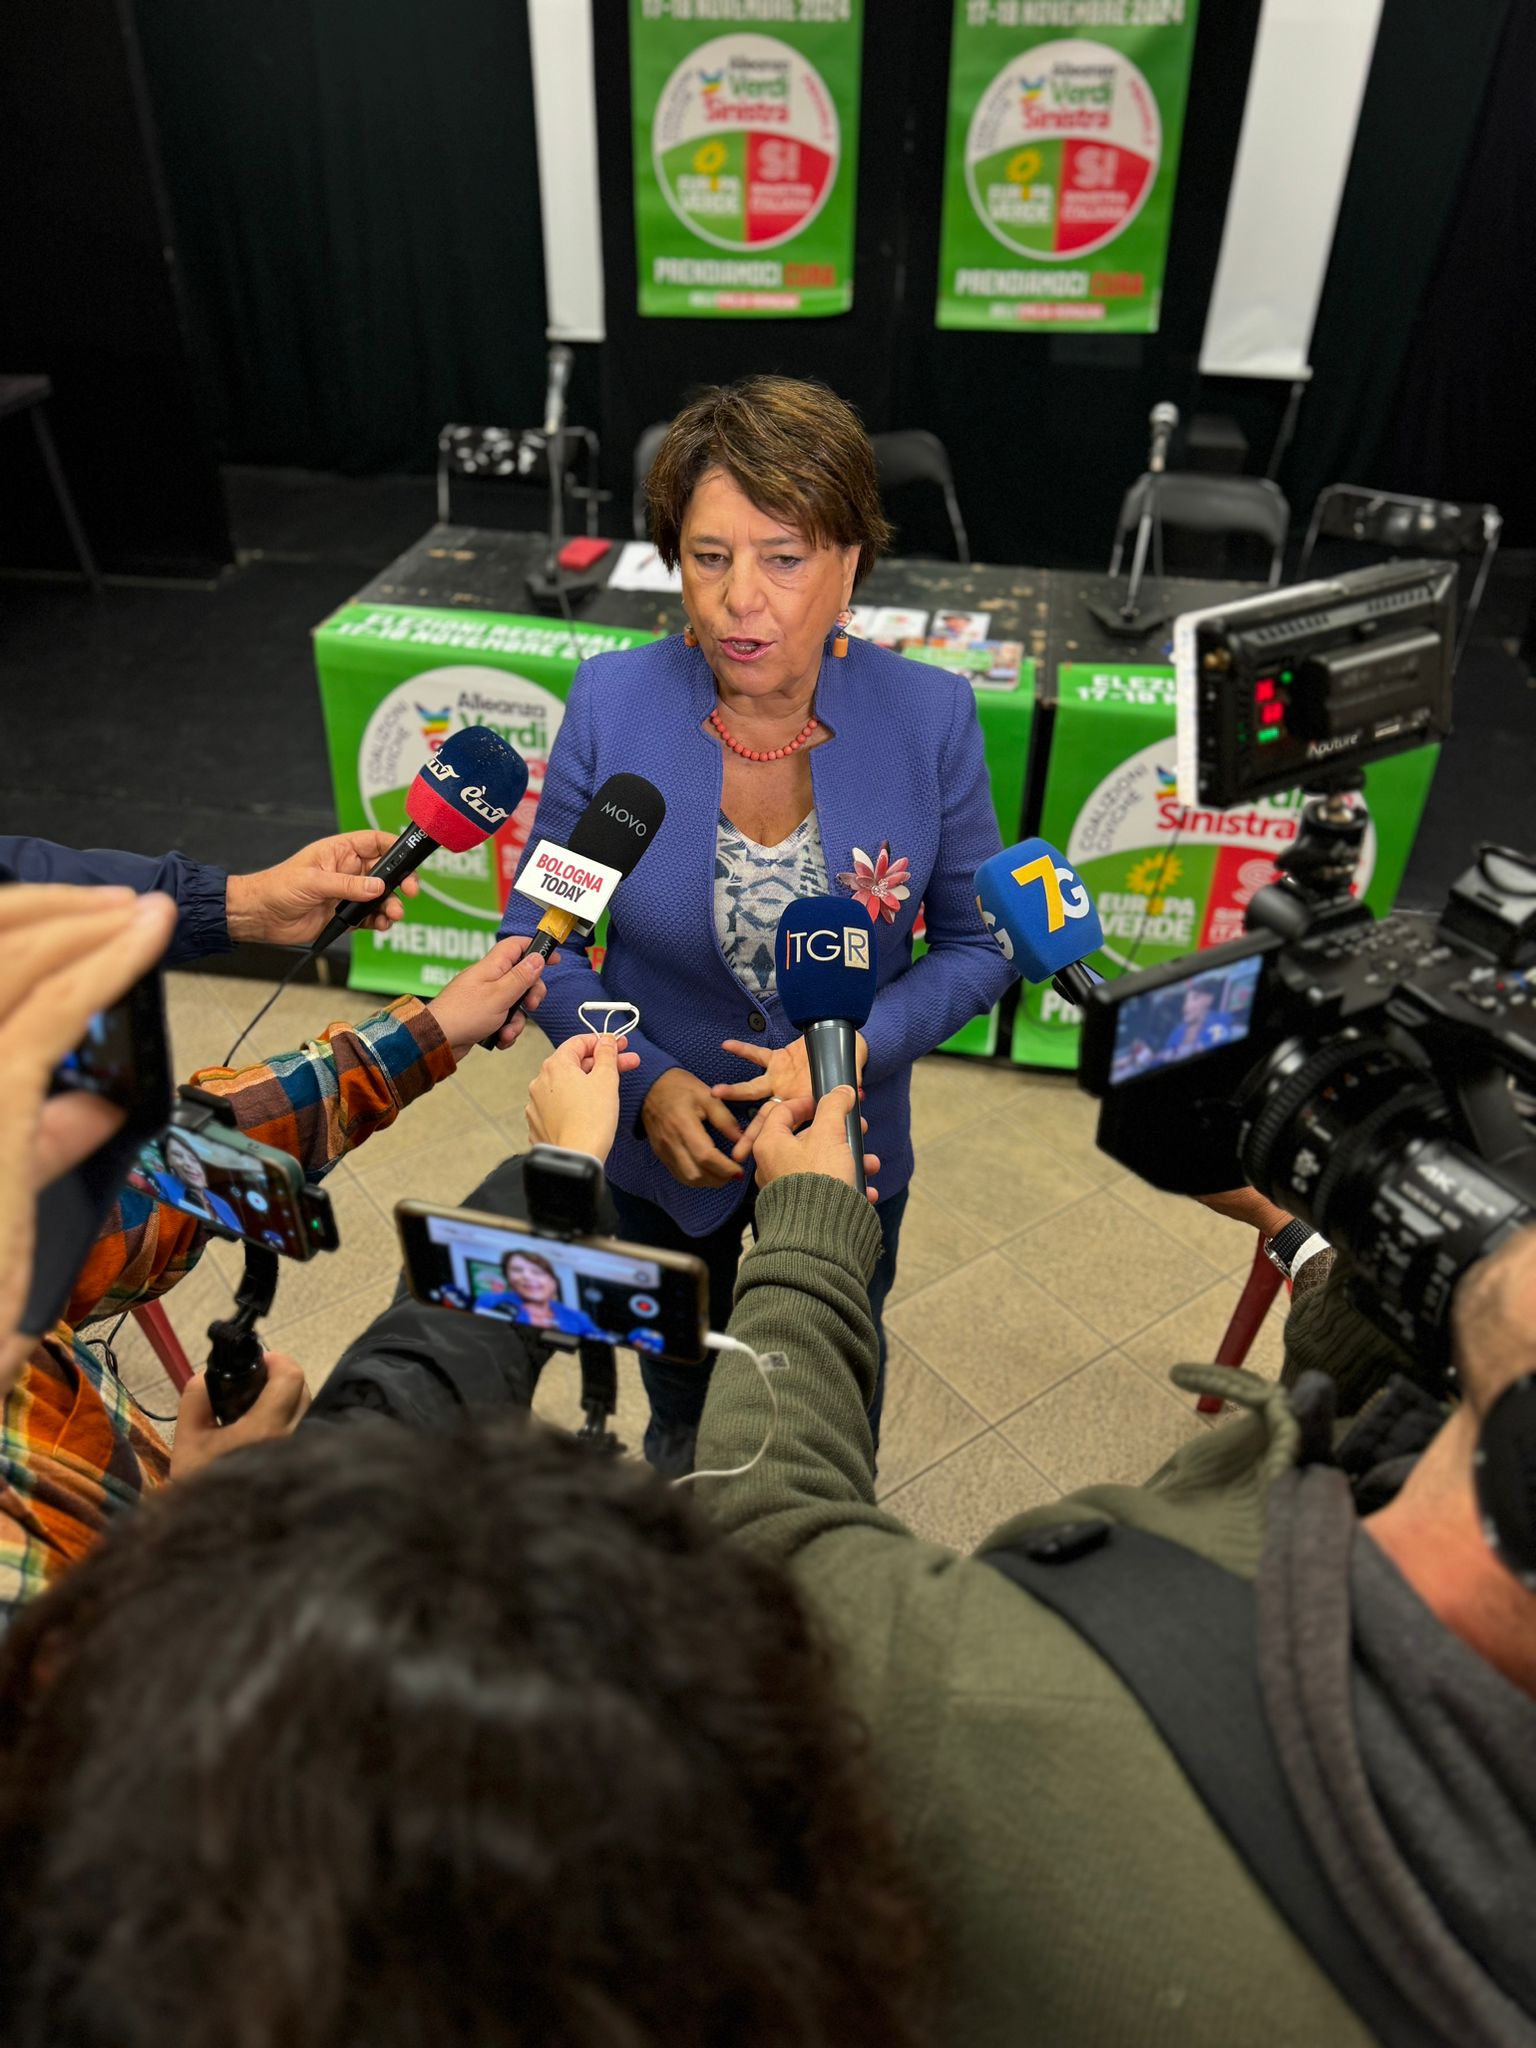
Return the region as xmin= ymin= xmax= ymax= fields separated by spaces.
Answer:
xmin=1077 ymin=558 xmax=1536 ymax=1372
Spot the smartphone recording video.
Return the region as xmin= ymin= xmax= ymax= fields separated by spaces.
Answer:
xmin=396 ymin=1200 xmax=709 ymax=1361
xmin=51 ymin=968 xmax=172 ymax=1139
xmin=139 ymin=1121 xmax=337 ymax=1261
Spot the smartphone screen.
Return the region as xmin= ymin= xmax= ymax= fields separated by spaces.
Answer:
xmin=138 ymin=1123 xmax=326 ymax=1260
xmin=398 ymin=1202 xmax=708 ymax=1361
xmin=51 ymin=968 xmax=172 ymax=1138
xmin=1109 ymin=952 xmax=1264 ymax=1087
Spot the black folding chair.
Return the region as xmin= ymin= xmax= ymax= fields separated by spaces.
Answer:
xmin=1299 ymin=484 xmax=1501 ymax=668
xmin=1109 ymin=472 xmax=1289 ymax=588
xmin=1 ymin=374 xmax=100 ymax=589
xmin=436 ymin=423 xmax=605 ymax=535
xmin=631 ymin=420 xmax=672 ymax=539
xmin=872 ymin=429 xmax=971 ymax=565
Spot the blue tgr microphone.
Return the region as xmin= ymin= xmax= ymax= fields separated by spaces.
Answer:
xmin=974 ymin=839 xmax=1104 ymax=1005
xmin=776 ymin=896 xmax=879 ymax=1196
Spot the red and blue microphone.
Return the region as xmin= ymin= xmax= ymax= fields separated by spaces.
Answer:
xmin=776 ymin=895 xmax=880 ymax=1196
xmin=309 ymin=726 xmax=529 ymax=954
xmin=974 ymin=838 xmax=1104 ymax=1006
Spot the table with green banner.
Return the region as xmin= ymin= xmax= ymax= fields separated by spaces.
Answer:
xmin=314 ymin=528 xmax=1038 ymax=1055
xmin=314 ymin=535 xmax=1438 ymax=1069
xmin=1009 ymin=662 xmax=1440 ymax=1069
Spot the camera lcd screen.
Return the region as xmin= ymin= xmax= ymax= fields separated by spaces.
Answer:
xmin=1109 ymin=953 xmax=1264 ymax=1086
xmin=137 ymin=1125 xmax=314 ymax=1258
xmin=410 ymin=1211 xmax=698 ymax=1358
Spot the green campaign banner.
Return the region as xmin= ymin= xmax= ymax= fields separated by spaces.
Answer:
xmin=315 ymin=605 xmax=658 ymax=999
xmin=936 ymin=0 xmax=1199 ymax=333
xmin=630 ymin=0 xmax=862 ymax=318
xmin=1010 ymin=664 xmax=1439 ymax=1069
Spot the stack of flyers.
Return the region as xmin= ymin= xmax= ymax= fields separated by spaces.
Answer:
xmin=927 ymin=609 xmax=991 ymax=646
xmin=901 ymin=638 xmax=1024 ymax=690
xmin=845 ymin=605 xmax=930 ymax=648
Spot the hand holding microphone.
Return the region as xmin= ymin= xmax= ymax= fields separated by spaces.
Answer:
xmin=718 ymin=897 xmax=879 ymax=1194
xmin=308 ymin=726 xmax=531 ymax=956
xmin=480 ymin=772 xmax=667 ymax=1050
xmin=974 ymin=839 xmax=1104 ymax=1007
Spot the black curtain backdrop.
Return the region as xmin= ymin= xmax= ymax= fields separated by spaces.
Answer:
xmin=1280 ymin=0 xmax=1512 ymax=529
xmin=121 ymin=0 xmax=1518 ymax=567
xmin=1372 ymin=0 xmax=1536 ymax=544
xmin=590 ymin=0 xmax=1268 ymax=569
xmin=0 ymin=0 xmax=231 ymax=577
xmin=132 ymin=0 xmax=550 ymax=475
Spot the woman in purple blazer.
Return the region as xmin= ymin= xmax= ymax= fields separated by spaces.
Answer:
xmin=499 ymin=377 xmax=1013 ymax=1473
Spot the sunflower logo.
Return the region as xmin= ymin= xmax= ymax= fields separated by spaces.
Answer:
xmin=1125 ymin=851 xmax=1183 ymax=916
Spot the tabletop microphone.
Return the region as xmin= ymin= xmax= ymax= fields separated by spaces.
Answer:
xmin=776 ymin=895 xmax=880 ymax=1196
xmin=1147 ymin=400 xmax=1179 ymax=476
xmin=481 ymin=771 xmax=667 ymax=1050
xmin=309 ymin=726 xmax=529 ymax=955
xmin=974 ymin=839 xmax=1104 ymax=1008
xmin=542 ymin=343 xmax=573 ymax=437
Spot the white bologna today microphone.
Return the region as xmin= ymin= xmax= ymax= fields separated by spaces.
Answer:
xmin=480 ymin=772 xmax=667 ymax=1050
xmin=974 ymin=838 xmax=1104 ymax=1006
xmin=775 ymin=895 xmax=880 ymax=1197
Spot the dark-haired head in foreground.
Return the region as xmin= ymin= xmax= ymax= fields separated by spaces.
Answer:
xmin=0 ymin=1424 xmax=926 ymax=2048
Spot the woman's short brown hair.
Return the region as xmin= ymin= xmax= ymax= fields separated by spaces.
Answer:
xmin=646 ymin=375 xmax=892 ymax=586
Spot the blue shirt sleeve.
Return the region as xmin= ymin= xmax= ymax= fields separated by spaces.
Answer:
xmin=0 ymin=836 xmax=232 ymax=965
xmin=858 ymin=685 xmax=1015 ymax=1085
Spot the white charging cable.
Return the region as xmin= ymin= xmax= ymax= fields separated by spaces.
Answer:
xmin=673 ymin=1333 xmax=788 ymax=1488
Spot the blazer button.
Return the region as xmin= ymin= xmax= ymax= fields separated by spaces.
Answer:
xmin=747 ymin=1011 xmax=767 ymax=1033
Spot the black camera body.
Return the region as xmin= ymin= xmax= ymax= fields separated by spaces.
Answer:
xmin=1080 ymin=846 xmax=1536 ymax=1364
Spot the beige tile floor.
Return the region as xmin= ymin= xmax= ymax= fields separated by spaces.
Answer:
xmin=108 ymin=970 xmax=1292 ymax=1545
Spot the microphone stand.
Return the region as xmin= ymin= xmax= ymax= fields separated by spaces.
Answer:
xmin=1090 ymin=411 xmax=1176 ymax=642
xmin=526 ymin=412 xmax=606 ymax=615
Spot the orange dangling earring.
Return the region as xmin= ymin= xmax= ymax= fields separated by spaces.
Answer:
xmin=683 ymin=621 xmax=699 ymax=648
xmin=832 ymin=607 xmax=851 ymax=658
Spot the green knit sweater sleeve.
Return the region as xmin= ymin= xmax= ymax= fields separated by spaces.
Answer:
xmin=693 ymin=1172 xmax=902 ymax=1554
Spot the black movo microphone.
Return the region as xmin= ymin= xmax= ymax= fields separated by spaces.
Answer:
xmin=309 ymin=726 xmax=529 ymax=955
xmin=481 ymin=772 xmax=667 ymax=1051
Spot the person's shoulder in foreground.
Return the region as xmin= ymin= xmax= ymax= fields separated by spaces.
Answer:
xmin=692 ymin=1120 xmax=1485 ymax=2047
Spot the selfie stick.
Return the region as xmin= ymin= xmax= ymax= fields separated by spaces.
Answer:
xmin=522 ymin=1144 xmax=624 ymax=1455
xmin=204 ymin=1243 xmax=279 ymax=1426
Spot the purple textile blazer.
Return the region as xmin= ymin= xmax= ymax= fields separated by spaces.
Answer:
xmin=497 ymin=632 xmax=1013 ymax=1235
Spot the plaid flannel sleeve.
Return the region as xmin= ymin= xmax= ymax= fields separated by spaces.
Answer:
xmin=67 ymin=996 xmax=455 ymax=1324
xmin=0 ymin=999 xmax=455 ymax=1626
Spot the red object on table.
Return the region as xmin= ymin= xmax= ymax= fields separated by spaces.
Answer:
xmin=1197 ymin=1239 xmax=1283 ymax=1415
xmin=558 ymin=536 xmax=611 ymax=572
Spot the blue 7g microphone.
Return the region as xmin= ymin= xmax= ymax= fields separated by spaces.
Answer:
xmin=309 ymin=726 xmax=529 ymax=955
xmin=776 ymin=895 xmax=880 ymax=1196
xmin=974 ymin=839 xmax=1104 ymax=1006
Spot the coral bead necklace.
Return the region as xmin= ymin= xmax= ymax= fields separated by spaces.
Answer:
xmin=708 ymin=706 xmax=820 ymax=763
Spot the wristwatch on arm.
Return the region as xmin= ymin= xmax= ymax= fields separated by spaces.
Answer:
xmin=1263 ymin=1218 xmax=1330 ymax=1285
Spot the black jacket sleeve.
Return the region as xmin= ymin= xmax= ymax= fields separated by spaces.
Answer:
xmin=0 ymin=836 xmax=231 ymax=965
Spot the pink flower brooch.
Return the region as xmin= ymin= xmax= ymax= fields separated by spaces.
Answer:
xmin=837 ymin=842 xmax=912 ymax=924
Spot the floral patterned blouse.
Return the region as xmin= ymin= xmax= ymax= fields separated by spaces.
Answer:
xmin=714 ymin=809 xmax=830 ymax=999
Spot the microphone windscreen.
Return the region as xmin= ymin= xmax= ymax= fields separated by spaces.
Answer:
xmin=975 ymin=839 xmax=1104 ymax=984
xmin=776 ymin=895 xmax=879 ymax=1029
xmin=567 ymin=774 xmax=667 ymax=877
xmin=405 ymin=726 xmax=530 ymax=854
